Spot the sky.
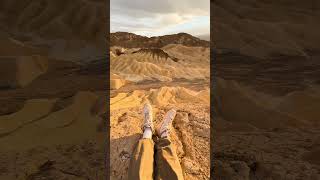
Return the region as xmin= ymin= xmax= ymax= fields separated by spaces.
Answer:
xmin=110 ymin=0 xmax=210 ymax=39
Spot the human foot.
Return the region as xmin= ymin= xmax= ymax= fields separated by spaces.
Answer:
xmin=157 ymin=109 xmax=177 ymax=138
xmin=141 ymin=103 xmax=154 ymax=138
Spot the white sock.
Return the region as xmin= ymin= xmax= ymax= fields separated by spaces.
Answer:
xmin=142 ymin=127 xmax=152 ymax=139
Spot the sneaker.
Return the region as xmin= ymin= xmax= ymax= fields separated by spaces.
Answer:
xmin=141 ymin=103 xmax=155 ymax=133
xmin=157 ymin=109 xmax=177 ymax=138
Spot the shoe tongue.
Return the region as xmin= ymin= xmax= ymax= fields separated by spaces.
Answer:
xmin=160 ymin=124 xmax=170 ymax=134
xmin=145 ymin=112 xmax=151 ymax=120
xmin=160 ymin=129 xmax=170 ymax=138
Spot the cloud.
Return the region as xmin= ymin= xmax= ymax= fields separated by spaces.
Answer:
xmin=111 ymin=0 xmax=209 ymax=16
xmin=111 ymin=0 xmax=210 ymax=37
xmin=160 ymin=14 xmax=185 ymax=26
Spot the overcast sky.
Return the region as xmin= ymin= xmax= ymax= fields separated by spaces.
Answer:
xmin=110 ymin=0 xmax=210 ymax=38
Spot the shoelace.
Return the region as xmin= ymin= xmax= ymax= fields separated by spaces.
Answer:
xmin=143 ymin=111 xmax=152 ymax=129
xmin=160 ymin=128 xmax=170 ymax=137
xmin=159 ymin=113 xmax=175 ymax=137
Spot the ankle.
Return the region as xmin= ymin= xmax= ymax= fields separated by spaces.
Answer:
xmin=142 ymin=127 xmax=152 ymax=139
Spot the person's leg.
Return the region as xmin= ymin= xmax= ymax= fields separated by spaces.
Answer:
xmin=155 ymin=109 xmax=184 ymax=180
xmin=128 ymin=138 xmax=154 ymax=180
xmin=155 ymin=137 xmax=184 ymax=180
xmin=128 ymin=103 xmax=155 ymax=180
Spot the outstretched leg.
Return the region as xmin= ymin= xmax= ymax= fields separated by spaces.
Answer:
xmin=128 ymin=103 xmax=156 ymax=180
xmin=155 ymin=109 xmax=184 ymax=180
xmin=128 ymin=138 xmax=155 ymax=180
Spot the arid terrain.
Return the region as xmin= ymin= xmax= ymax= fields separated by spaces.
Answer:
xmin=1 ymin=0 xmax=319 ymax=179
xmin=0 ymin=0 xmax=108 ymax=179
xmin=0 ymin=36 xmax=108 ymax=179
xmin=110 ymin=33 xmax=210 ymax=180
xmin=0 ymin=7 xmax=211 ymax=178
xmin=212 ymin=0 xmax=320 ymax=179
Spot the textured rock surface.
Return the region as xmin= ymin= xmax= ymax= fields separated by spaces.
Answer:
xmin=109 ymin=41 xmax=210 ymax=179
xmin=110 ymin=88 xmax=210 ymax=180
xmin=212 ymin=1 xmax=320 ymax=178
xmin=0 ymin=1 xmax=108 ymax=179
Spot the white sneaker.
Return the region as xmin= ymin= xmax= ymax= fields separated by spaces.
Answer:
xmin=141 ymin=103 xmax=155 ymax=133
xmin=157 ymin=109 xmax=177 ymax=138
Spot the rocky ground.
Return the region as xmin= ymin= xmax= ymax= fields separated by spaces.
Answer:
xmin=110 ymin=95 xmax=210 ymax=180
xmin=0 ymin=1 xmax=108 ymax=177
xmin=2 ymin=0 xmax=320 ymax=179
xmin=212 ymin=0 xmax=320 ymax=179
xmin=0 ymin=47 xmax=108 ymax=179
xmin=212 ymin=77 xmax=320 ymax=179
xmin=109 ymin=43 xmax=211 ymax=180
xmin=0 ymin=20 xmax=211 ymax=180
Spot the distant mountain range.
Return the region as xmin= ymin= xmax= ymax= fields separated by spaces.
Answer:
xmin=110 ymin=32 xmax=210 ymax=48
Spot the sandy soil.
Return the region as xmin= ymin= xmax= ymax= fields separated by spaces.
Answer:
xmin=0 ymin=57 xmax=108 ymax=179
xmin=0 ymin=29 xmax=210 ymax=180
xmin=211 ymin=1 xmax=320 ymax=179
xmin=212 ymin=77 xmax=320 ymax=179
xmin=110 ymin=45 xmax=210 ymax=180
xmin=0 ymin=3 xmax=108 ymax=177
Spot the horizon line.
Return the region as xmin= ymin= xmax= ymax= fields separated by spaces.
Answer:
xmin=110 ymin=31 xmax=210 ymax=40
